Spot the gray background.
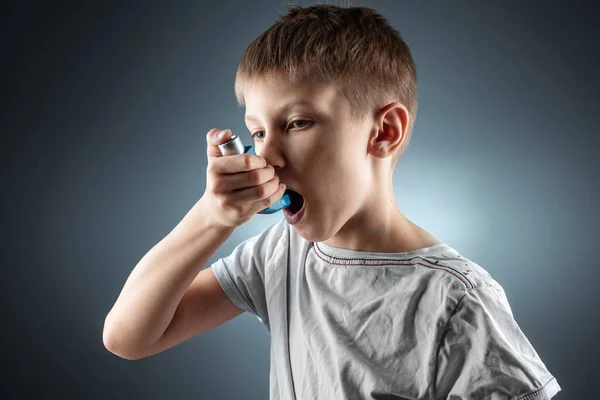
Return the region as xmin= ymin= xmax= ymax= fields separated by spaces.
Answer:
xmin=2 ymin=0 xmax=598 ymax=398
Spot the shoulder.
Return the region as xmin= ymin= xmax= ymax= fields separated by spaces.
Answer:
xmin=243 ymin=218 xmax=290 ymax=255
xmin=214 ymin=218 xmax=290 ymax=275
xmin=422 ymin=246 xmax=502 ymax=293
xmin=418 ymin=247 xmax=517 ymax=323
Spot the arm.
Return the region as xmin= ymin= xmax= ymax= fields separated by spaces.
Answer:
xmin=102 ymin=196 xmax=242 ymax=360
xmin=433 ymin=284 xmax=561 ymax=399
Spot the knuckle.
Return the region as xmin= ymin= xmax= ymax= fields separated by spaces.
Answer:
xmin=208 ymin=180 xmax=217 ymax=193
xmin=207 ymin=161 xmax=218 ymax=175
xmin=250 ymin=170 xmax=262 ymax=184
xmin=256 ymin=184 xmax=268 ymax=198
xmin=263 ymin=195 xmax=274 ymax=207
xmin=211 ymin=180 xmax=223 ymax=193
xmin=243 ymin=154 xmax=253 ymax=169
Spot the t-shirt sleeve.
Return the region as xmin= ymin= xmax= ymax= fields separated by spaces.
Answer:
xmin=434 ymin=283 xmax=561 ymax=399
xmin=210 ymin=219 xmax=287 ymax=330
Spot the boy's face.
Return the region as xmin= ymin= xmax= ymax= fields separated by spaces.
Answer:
xmin=244 ymin=76 xmax=403 ymax=245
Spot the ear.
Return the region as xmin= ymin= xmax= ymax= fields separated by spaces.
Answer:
xmin=367 ymin=102 xmax=409 ymax=159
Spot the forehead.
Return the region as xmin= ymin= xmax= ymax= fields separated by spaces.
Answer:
xmin=243 ymin=77 xmax=346 ymax=120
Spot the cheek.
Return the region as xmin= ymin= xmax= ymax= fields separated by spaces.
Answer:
xmin=320 ymin=161 xmax=364 ymax=202
xmin=304 ymin=141 xmax=365 ymax=200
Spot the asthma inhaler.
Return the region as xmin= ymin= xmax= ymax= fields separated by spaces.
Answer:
xmin=217 ymin=134 xmax=291 ymax=214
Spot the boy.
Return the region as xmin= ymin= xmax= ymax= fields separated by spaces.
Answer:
xmin=103 ymin=3 xmax=561 ymax=399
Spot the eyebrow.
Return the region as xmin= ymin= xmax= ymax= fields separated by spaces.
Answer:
xmin=244 ymin=100 xmax=317 ymax=123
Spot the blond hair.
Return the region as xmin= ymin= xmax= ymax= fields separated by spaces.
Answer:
xmin=235 ymin=2 xmax=417 ymax=169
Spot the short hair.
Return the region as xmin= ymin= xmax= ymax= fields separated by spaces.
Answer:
xmin=235 ymin=2 xmax=418 ymax=170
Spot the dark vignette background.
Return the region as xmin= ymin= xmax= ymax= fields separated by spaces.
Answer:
xmin=1 ymin=0 xmax=598 ymax=398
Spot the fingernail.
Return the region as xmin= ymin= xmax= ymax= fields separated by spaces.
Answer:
xmin=217 ymin=130 xmax=227 ymax=139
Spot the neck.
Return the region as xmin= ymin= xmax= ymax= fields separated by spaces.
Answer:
xmin=322 ymin=188 xmax=440 ymax=253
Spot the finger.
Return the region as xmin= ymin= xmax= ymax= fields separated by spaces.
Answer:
xmin=230 ymin=174 xmax=282 ymax=205
xmin=217 ymin=165 xmax=275 ymax=192
xmin=211 ymin=153 xmax=268 ymax=175
xmin=206 ymin=128 xmax=232 ymax=160
xmin=248 ymin=180 xmax=287 ymax=213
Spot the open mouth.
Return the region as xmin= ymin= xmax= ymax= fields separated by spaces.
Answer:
xmin=284 ymin=188 xmax=305 ymax=215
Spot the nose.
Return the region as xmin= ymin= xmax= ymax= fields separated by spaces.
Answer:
xmin=255 ymin=133 xmax=284 ymax=169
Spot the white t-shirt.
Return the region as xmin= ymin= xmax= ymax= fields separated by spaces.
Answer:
xmin=211 ymin=218 xmax=561 ymax=399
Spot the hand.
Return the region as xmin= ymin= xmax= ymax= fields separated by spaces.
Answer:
xmin=201 ymin=129 xmax=287 ymax=228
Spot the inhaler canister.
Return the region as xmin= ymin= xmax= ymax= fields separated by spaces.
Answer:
xmin=217 ymin=134 xmax=291 ymax=214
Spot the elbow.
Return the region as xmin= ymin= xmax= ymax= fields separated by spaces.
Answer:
xmin=102 ymin=314 xmax=144 ymax=361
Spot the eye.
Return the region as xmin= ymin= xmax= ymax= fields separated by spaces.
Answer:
xmin=251 ymin=131 xmax=266 ymax=141
xmin=250 ymin=119 xmax=313 ymax=141
xmin=289 ymin=119 xmax=312 ymax=129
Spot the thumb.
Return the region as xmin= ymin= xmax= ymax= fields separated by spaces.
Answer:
xmin=206 ymin=128 xmax=232 ymax=160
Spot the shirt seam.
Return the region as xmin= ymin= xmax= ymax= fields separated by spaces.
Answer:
xmin=312 ymin=246 xmax=476 ymax=289
xmin=517 ymin=376 xmax=559 ymax=400
xmin=430 ymin=283 xmax=498 ymax=397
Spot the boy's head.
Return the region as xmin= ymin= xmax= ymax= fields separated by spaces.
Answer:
xmin=236 ymin=3 xmax=417 ymax=171
xmin=235 ymin=3 xmax=421 ymax=246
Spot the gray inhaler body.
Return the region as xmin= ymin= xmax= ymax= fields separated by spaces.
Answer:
xmin=217 ymin=134 xmax=291 ymax=214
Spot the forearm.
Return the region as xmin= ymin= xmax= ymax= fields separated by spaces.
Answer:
xmin=103 ymin=197 xmax=235 ymax=355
